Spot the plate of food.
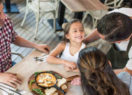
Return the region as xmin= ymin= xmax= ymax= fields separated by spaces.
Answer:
xmin=28 ymin=71 xmax=78 ymax=95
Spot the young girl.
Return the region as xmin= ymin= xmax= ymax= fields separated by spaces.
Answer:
xmin=72 ymin=47 xmax=130 ymax=95
xmin=47 ymin=19 xmax=86 ymax=71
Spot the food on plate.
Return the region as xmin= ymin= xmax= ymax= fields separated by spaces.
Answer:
xmin=32 ymin=88 xmax=45 ymax=95
xmin=57 ymin=78 xmax=67 ymax=87
xmin=29 ymin=71 xmax=69 ymax=95
xmin=36 ymin=73 xmax=56 ymax=87
xmin=61 ymin=84 xmax=67 ymax=90
xmin=45 ymin=87 xmax=58 ymax=95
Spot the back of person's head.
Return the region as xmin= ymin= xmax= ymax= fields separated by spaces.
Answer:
xmin=97 ymin=12 xmax=132 ymax=42
xmin=62 ymin=19 xmax=83 ymax=42
xmin=78 ymin=47 xmax=130 ymax=95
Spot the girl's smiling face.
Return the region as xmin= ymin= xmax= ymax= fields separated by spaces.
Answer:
xmin=66 ymin=22 xmax=85 ymax=43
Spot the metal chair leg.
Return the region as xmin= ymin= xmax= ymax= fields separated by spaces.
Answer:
xmin=82 ymin=12 xmax=89 ymax=24
xmin=11 ymin=52 xmax=24 ymax=59
xmin=53 ymin=11 xmax=56 ymax=32
xmin=21 ymin=6 xmax=29 ymax=26
xmin=34 ymin=13 xmax=40 ymax=40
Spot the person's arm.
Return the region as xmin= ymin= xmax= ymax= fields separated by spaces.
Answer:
xmin=114 ymin=69 xmax=124 ymax=75
xmin=124 ymin=49 xmax=132 ymax=75
xmin=0 ymin=72 xmax=22 ymax=88
xmin=114 ymin=68 xmax=132 ymax=75
xmin=46 ymin=42 xmax=77 ymax=69
xmin=14 ymin=36 xmax=50 ymax=53
xmin=84 ymin=29 xmax=100 ymax=44
xmin=124 ymin=67 xmax=132 ymax=75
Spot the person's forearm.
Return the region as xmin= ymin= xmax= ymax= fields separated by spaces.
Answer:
xmin=114 ymin=69 xmax=123 ymax=75
xmin=113 ymin=67 xmax=132 ymax=75
xmin=14 ymin=36 xmax=38 ymax=49
xmin=47 ymin=56 xmax=69 ymax=65
xmin=124 ymin=67 xmax=132 ymax=76
xmin=84 ymin=30 xmax=100 ymax=44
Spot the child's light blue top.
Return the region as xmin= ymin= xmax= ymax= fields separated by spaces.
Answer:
xmin=117 ymin=72 xmax=132 ymax=95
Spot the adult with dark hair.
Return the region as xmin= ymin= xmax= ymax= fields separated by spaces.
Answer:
xmin=84 ymin=12 xmax=132 ymax=74
xmin=72 ymin=47 xmax=131 ymax=95
xmin=0 ymin=0 xmax=50 ymax=88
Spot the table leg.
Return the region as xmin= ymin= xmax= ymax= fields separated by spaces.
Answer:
xmin=48 ymin=1 xmax=67 ymax=31
xmin=4 ymin=0 xmax=19 ymax=13
xmin=74 ymin=12 xmax=83 ymax=20
xmin=58 ymin=2 xmax=66 ymax=26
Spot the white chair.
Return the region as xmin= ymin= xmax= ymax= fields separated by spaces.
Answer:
xmin=109 ymin=7 xmax=132 ymax=16
xmin=104 ymin=0 xmax=124 ymax=9
xmin=82 ymin=10 xmax=108 ymax=28
xmin=11 ymin=52 xmax=24 ymax=59
xmin=21 ymin=0 xmax=59 ymax=39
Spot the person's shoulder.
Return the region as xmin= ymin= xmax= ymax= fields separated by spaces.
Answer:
xmin=58 ymin=41 xmax=66 ymax=49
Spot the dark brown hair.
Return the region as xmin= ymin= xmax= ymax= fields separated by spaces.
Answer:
xmin=63 ymin=19 xmax=83 ymax=42
xmin=78 ymin=47 xmax=130 ymax=95
xmin=97 ymin=12 xmax=132 ymax=42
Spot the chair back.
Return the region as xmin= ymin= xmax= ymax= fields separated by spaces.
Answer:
xmin=104 ymin=0 xmax=124 ymax=9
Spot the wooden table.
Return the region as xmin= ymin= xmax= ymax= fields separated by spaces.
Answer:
xmin=7 ymin=50 xmax=83 ymax=95
xmin=62 ymin=0 xmax=107 ymax=12
xmin=57 ymin=0 xmax=107 ymax=31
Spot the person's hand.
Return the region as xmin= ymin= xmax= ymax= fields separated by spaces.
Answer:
xmin=71 ymin=77 xmax=81 ymax=85
xmin=64 ymin=66 xmax=72 ymax=72
xmin=35 ymin=44 xmax=50 ymax=54
xmin=64 ymin=62 xmax=77 ymax=70
xmin=0 ymin=72 xmax=22 ymax=88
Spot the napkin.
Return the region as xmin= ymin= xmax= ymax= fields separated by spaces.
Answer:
xmin=0 ymin=83 xmax=26 ymax=95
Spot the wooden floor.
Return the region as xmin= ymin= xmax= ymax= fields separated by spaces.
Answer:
xmin=9 ymin=0 xmax=75 ymax=63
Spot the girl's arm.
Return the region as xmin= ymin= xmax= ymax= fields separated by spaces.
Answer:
xmin=47 ymin=42 xmax=77 ymax=69
xmin=47 ymin=42 xmax=66 ymax=64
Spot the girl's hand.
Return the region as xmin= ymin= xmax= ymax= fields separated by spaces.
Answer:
xmin=64 ymin=66 xmax=72 ymax=72
xmin=71 ymin=77 xmax=81 ymax=85
xmin=0 ymin=72 xmax=22 ymax=88
xmin=64 ymin=66 xmax=79 ymax=72
xmin=35 ymin=44 xmax=50 ymax=54
xmin=64 ymin=62 xmax=77 ymax=70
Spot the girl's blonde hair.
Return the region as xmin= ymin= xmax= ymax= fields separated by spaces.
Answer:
xmin=62 ymin=19 xmax=83 ymax=42
xmin=78 ymin=47 xmax=130 ymax=95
